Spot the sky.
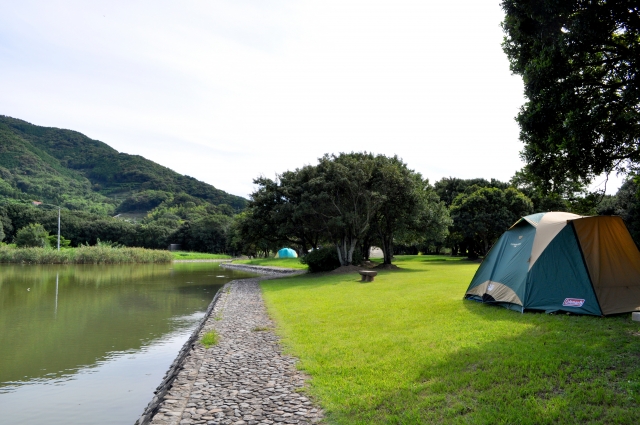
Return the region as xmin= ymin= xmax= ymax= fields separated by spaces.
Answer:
xmin=0 ymin=0 xmax=623 ymax=198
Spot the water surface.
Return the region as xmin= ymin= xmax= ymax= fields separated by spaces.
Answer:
xmin=0 ymin=262 xmax=255 ymax=424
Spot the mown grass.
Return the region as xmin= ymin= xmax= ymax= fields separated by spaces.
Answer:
xmin=201 ymin=330 xmax=220 ymax=348
xmin=171 ymin=251 xmax=232 ymax=260
xmin=0 ymin=245 xmax=172 ymax=264
xmin=261 ymin=255 xmax=640 ymax=424
xmin=232 ymin=257 xmax=308 ymax=269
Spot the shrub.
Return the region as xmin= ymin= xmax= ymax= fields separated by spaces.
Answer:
xmin=47 ymin=235 xmax=72 ymax=249
xmin=15 ymin=223 xmax=50 ymax=248
xmin=300 ymin=246 xmax=341 ymax=272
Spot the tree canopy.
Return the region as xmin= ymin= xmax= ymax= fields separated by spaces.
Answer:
xmin=15 ymin=223 xmax=50 ymax=248
xmin=450 ymin=186 xmax=533 ymax=257
xmin=242 ymin=153 xmax=451 ymax=267
xmin=502 ymin=0 xmax=640 ymax=191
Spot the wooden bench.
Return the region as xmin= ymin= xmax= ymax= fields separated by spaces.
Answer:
xmin=358 ymin=270 xmax=378 ymax=282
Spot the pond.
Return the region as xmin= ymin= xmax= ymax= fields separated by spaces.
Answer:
xmin=0 ymin=262 xmax=255 ymax=425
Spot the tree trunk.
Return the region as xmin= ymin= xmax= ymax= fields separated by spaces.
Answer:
xmin=382 ymin=235 xmax=393 ymax=265
xmin=361 ymin=236 xmax=371 ymax=261
xmin=336 ymin=236 xmax=358 ymax=266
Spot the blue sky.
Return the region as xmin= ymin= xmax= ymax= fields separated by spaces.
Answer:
xmin=0 ymin=0 xmax=622 ymax=198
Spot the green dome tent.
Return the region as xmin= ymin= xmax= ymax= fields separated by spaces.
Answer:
xmin=275 ymin=248 xmax=298 ymax=258
xmin=464 ymin=212 xmax=640 ymax=315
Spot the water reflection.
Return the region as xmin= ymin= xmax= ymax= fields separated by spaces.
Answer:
xmin=0 ymin=262 xmax=255 ymax=425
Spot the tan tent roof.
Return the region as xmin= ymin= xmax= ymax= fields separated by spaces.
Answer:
xmin=528 ymin=212 xmax=583 ymax=270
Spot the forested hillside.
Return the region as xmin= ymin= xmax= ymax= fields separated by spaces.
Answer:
xmin=0 ymin=115 xmax=246 ymax=214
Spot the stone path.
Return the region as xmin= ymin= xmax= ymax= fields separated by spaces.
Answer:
xmin=144 ymin=277 xmax=324 ymax=425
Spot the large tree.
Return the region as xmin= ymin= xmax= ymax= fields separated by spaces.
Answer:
xmin=241 ymin=153 xmax=452 ymax=267
xmin=243 ymin=165 xmax=325 ymax=254
xmin=309 ymin=153 xmax=384 ymax=266
xmin=371 ymin=156 xmax=451 ymax=265
xmin=502 ymin=0 xmax=640 ymax=191
xmin=450 ymin=186 xmax=533 ymax=257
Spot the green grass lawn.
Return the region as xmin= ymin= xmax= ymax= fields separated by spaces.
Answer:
xmin=232 ymin=257 xmax=308 ymax=269
xmin=171 ymin=251 xmax=232 ymax=260
xmin=260 ymin=255 xmax=640 ymax=424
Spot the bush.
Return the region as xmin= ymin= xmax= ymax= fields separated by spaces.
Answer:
xmin=300 ymin=246 xmax=340 ymax=272
xmin=47 ymin=235 xmax=72 ymax=249
xmin=15 ymin=223 xmax=50 ymax=248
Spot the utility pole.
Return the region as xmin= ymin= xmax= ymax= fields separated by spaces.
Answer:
xmin=57 ymin=206 xmax=61 ymax=251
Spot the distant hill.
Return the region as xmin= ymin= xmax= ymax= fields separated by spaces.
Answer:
xmin=0 ymin=115 xmax=247 ymax=215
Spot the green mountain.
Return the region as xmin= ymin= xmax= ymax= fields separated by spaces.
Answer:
xmin=0 ymin=115 xmax=247 ymax=215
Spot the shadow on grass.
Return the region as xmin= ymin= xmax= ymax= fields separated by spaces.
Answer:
xmin=332 ymin=302 xmax=640 ymax=424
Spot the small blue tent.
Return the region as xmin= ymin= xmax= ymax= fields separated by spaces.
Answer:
xmin=464 ymin=212 xmax=640 ymax=315
xmin=275 ymin=248 xmax=298 ymax=258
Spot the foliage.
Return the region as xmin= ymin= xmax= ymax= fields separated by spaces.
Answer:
xmin=228 ymin=211 xmax=277 ymax=258
xmin=14 ymin=223 xmax=50 ymax=248
xmin=0 ymin=115 xmax=247 ymax=215
xmin=597 ymin=176 xmax=640 ymax=246
xmin=244 ymin=153 xmax=451 ymax=266
xmin=246 ymin=166 xmax=324 ymax=253
xmin=0 ymin=245 xmax=172 ymax=264
xmin=435 ymin=177 xmax=508 ymax=256
xmin=371 ymin=156 xmax=451 ymax=264
xmin=0 ymin=202 xmax=235 ymax=254
xmin=200 ymin=330 xmax=219 ymax=348
xmin=261 ymin=256 xmax=640 ymax=424
xmin=115 ymin=189 xmax=172 ymax=213
xmin=434 ymin=177 xmax=509 ymax=207
xmin=502 ymin=0 xmax=640 ymax=191
xmin=450 ymin=186 xmax=533 ymax=256
xmin=47 ymin=234 xmax=72 ymax=249
xmin=299 ymin=247 xmax=341 ymax=272
xmin=95 ymin=238 xmax=123 ymax=248
xmin=311 ymin=153 xmax=384 ymax=265
xmin=182 ymin=215 xmax=232 ymax=253
xmin=614 ymin=177 xmax=640 ymax=245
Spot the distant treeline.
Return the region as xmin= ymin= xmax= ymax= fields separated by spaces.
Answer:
xmin=236 ymin=157 xmax=640 ymax=260
xmin=0 ymin=200 xmax=241 ymax=254
xmin=2 ymin=173 xmax=639 ymax=260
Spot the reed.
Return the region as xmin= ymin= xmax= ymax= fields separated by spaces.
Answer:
xmin=0 ymin=245 xmax=172 ymax=264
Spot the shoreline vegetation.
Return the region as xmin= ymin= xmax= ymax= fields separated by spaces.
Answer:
xmin=0 ymin=245 xmax=172 ymax=264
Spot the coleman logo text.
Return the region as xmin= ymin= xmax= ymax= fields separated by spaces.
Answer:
xmin=563 ymin=298 xmax=585 ymax=307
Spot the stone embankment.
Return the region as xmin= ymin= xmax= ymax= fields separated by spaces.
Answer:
xmin=219 ymin=263 xmax=304 ymax=275
xmin=136 ymin=266 xmax=322 ymax=425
